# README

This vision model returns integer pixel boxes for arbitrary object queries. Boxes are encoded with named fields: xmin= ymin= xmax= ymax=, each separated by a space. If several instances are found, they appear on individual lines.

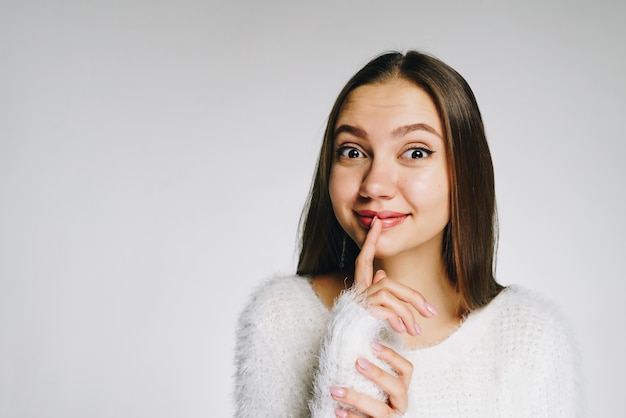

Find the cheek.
xmin=329 ymin=168 xmax=360 ymax=209
xmin=401 ymin=170 xmax=450 ymax=213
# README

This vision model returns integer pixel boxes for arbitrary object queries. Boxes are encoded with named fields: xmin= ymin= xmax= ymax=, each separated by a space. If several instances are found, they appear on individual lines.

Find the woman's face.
xmin=329 ymin=78 xmax=450 ymax=260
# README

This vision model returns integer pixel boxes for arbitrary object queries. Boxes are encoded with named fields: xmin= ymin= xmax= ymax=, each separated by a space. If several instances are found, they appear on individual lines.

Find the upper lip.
xmin=355 ymin=210 xmax=408 ymax=219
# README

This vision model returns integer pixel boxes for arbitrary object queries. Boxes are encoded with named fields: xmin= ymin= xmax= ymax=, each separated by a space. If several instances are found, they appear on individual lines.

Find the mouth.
xmin=355 ymin=210 xmax=409 ymax=230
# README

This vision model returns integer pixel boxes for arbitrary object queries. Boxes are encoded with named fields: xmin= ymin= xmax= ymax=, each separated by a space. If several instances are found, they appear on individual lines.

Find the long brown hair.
xmin=297 ymin=50 xmax=503 ymax=312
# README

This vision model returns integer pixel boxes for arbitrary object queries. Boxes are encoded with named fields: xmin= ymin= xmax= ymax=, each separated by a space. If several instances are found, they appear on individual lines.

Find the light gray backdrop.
xmin=1 ymin=0 xmax=624 ymax=416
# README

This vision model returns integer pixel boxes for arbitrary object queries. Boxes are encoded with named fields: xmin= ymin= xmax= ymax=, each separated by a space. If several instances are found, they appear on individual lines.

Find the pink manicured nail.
xmin=414 ymin=321 xmax=422 ymax=335
xmin=357 ymin=357 xmax=371 ymax=370
xmin=371 ymin=341 xmax=383 ymax=352
xmin=370 ymin=216 xmax=377 ymax=227
xmin=335 ymin=408 xmax=349 ymax=418
xmin=425 ymin=302 xmax=438 ymax=316
xmin=330 ymin=386 xmax=346 ymax=397
xmin=399 ymin=320 xmax=408 ymax=333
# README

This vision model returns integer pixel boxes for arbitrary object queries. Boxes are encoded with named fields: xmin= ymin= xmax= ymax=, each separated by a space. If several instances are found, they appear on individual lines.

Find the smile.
xmin=355 ymin=210 xmax=409 ymax=230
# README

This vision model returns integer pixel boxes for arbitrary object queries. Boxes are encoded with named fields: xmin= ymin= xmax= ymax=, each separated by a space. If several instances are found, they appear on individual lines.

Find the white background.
xmin=1 ymin=0 xmax=624 ymax=416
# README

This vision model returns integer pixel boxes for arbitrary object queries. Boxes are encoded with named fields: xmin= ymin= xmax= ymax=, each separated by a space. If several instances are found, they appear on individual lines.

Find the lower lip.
xmin=357 ymin=215 xmax=408 ymax=230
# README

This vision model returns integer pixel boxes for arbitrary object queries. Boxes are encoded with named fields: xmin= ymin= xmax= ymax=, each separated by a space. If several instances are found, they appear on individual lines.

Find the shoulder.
xmin=240 ymin=274 xmax=322 ymax=312
xmin=488 ymin=285 xmax=580 ymax=361
xmin=237 ymin=275 xmax=329 ymax=335
xmin=490 ymin=286 xmax=585 ymax=415
xmin=495 ymin=285 xmax=573 ymax=330
xmin=235 ymin=275 xmax=331 ymax=374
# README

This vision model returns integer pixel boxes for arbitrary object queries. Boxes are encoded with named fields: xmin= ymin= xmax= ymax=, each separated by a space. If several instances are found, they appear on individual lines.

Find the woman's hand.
xmin=330 ymin=342 xmax=413 ymax=417
xmin=354 ymin=217 xmax=438 ymax=337
xmin=330 ymin=217 xmax=438 ymax=416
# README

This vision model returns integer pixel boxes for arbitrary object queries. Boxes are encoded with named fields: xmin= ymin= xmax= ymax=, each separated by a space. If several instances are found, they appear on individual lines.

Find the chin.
xmin=372 ymin=242 xmax=405 ymax=259
xmin=374 ymin=248 xmax=404 ymax=259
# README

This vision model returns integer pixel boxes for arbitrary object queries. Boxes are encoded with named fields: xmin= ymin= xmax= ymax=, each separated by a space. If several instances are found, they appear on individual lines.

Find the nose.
xmin=359 ymin=157 xmax=396 ymax=200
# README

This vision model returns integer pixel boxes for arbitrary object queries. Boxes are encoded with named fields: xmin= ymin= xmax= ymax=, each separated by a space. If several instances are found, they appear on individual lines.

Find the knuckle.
xmin=409 ymin=288 xmax=423 ymax=302
xmin=405 ymin=361 xmax=414 ymax=375
xmin=379 ymin=289 xmax=393 ymax=300
xmin=344 ymin=389 xmax=361 ymax=405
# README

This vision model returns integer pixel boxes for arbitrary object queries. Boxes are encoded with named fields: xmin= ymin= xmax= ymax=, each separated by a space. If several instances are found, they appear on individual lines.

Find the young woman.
xmin=234 ymin=50 xmax=581 ymax=417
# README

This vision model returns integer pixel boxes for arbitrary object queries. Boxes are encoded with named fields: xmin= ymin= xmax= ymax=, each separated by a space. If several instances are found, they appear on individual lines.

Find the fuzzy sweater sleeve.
xmin=309 ymin=287 xmax=405 ymax=417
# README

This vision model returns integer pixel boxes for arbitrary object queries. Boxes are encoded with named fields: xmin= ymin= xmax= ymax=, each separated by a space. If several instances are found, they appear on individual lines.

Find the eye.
xmin=337 ymin=146 xmax=365 ymax=159
xmin=401 ymin=147 xmax=434 ymax=160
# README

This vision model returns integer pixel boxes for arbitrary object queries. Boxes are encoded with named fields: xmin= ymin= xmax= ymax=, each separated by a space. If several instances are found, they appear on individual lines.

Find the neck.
xmin=376 ymin=253 xmax=458 ymax=311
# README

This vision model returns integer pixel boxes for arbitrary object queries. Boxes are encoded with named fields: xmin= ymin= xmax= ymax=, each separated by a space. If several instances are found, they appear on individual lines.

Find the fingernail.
xmin=335 ymin=408 xmax=349 ymax=418
xmin=414 ymin=321 xmax=422 ymax=335
xmin=330 ymin=386 xmax=346 ymax=397
xmin=357 ymin=357 xmax=371 ymax=370
xmin=425 ymin=302 xmax=438 ymax=316
xmin=371 ymin=341 xmax=383 ymax=352
xmin=370 ymin=216 xmax=377 ymax=227
xmin=399 ymin=318 xmax=407 ymax=333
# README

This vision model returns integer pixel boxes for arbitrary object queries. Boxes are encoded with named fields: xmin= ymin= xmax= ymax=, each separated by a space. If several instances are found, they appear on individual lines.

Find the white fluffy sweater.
xmin=234 ymin=275 xmax=582 ymax=417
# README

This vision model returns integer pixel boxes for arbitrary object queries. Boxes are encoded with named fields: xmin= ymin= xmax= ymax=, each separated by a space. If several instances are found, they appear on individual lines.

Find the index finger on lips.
xmin=353 ymin=217 xmax=381 ymax=292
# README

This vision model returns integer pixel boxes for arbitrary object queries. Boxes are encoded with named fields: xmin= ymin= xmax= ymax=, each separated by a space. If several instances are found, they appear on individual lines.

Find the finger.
xmin=355 ymin=350 xmax=412 ymax=414
xmin=330 ymin=385 xmax=395 ymax=418
xmin=366 ymin=286 xmax=423 ymax=336
xmin=370 ymin=342 xmax=414 ymax=389
xmin=332 ymin=407 xmax=362 ymax=418
xmin=368 ymin=304 xmax=419 ymax=335
xmin=365 ymin=271 xmax=422 ymax=335
xmin=367 ymin=277 xmax=438 ymax=319
xmin=372 ymin=269 xmax=387 ymax=284
xmin=353 ymin=217 xmax=382 ymax=292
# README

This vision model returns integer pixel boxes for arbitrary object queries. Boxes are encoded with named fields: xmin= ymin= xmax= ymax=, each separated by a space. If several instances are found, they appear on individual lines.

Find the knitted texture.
xmin=233 ymin=276 xmax=583 ymax=417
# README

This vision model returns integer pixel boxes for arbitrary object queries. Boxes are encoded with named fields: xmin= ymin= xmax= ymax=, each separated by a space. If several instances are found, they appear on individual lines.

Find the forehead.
xmin=337 ymin=79 xmax=441 ymax=131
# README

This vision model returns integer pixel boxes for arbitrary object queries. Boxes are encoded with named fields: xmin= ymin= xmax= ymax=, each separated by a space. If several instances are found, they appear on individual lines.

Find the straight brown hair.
xmin=297 ymin=50 xmax=503 ymax=312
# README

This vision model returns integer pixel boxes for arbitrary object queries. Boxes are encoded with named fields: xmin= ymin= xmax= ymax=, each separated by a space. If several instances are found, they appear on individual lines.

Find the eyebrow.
xmin=392 ymin=123 xmax=442 ymax=138
xmin=334 ymin=123 xmax=442 ymax=140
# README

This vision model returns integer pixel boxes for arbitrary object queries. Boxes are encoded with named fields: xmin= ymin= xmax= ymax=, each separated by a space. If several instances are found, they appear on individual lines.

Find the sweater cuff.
xmin=309 ymin=287 xmax=404 ymax=417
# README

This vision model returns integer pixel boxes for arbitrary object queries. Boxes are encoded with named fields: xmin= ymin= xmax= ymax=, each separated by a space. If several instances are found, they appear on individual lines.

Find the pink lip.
xmin=355 ymin=210 xmax=409 ymax=230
